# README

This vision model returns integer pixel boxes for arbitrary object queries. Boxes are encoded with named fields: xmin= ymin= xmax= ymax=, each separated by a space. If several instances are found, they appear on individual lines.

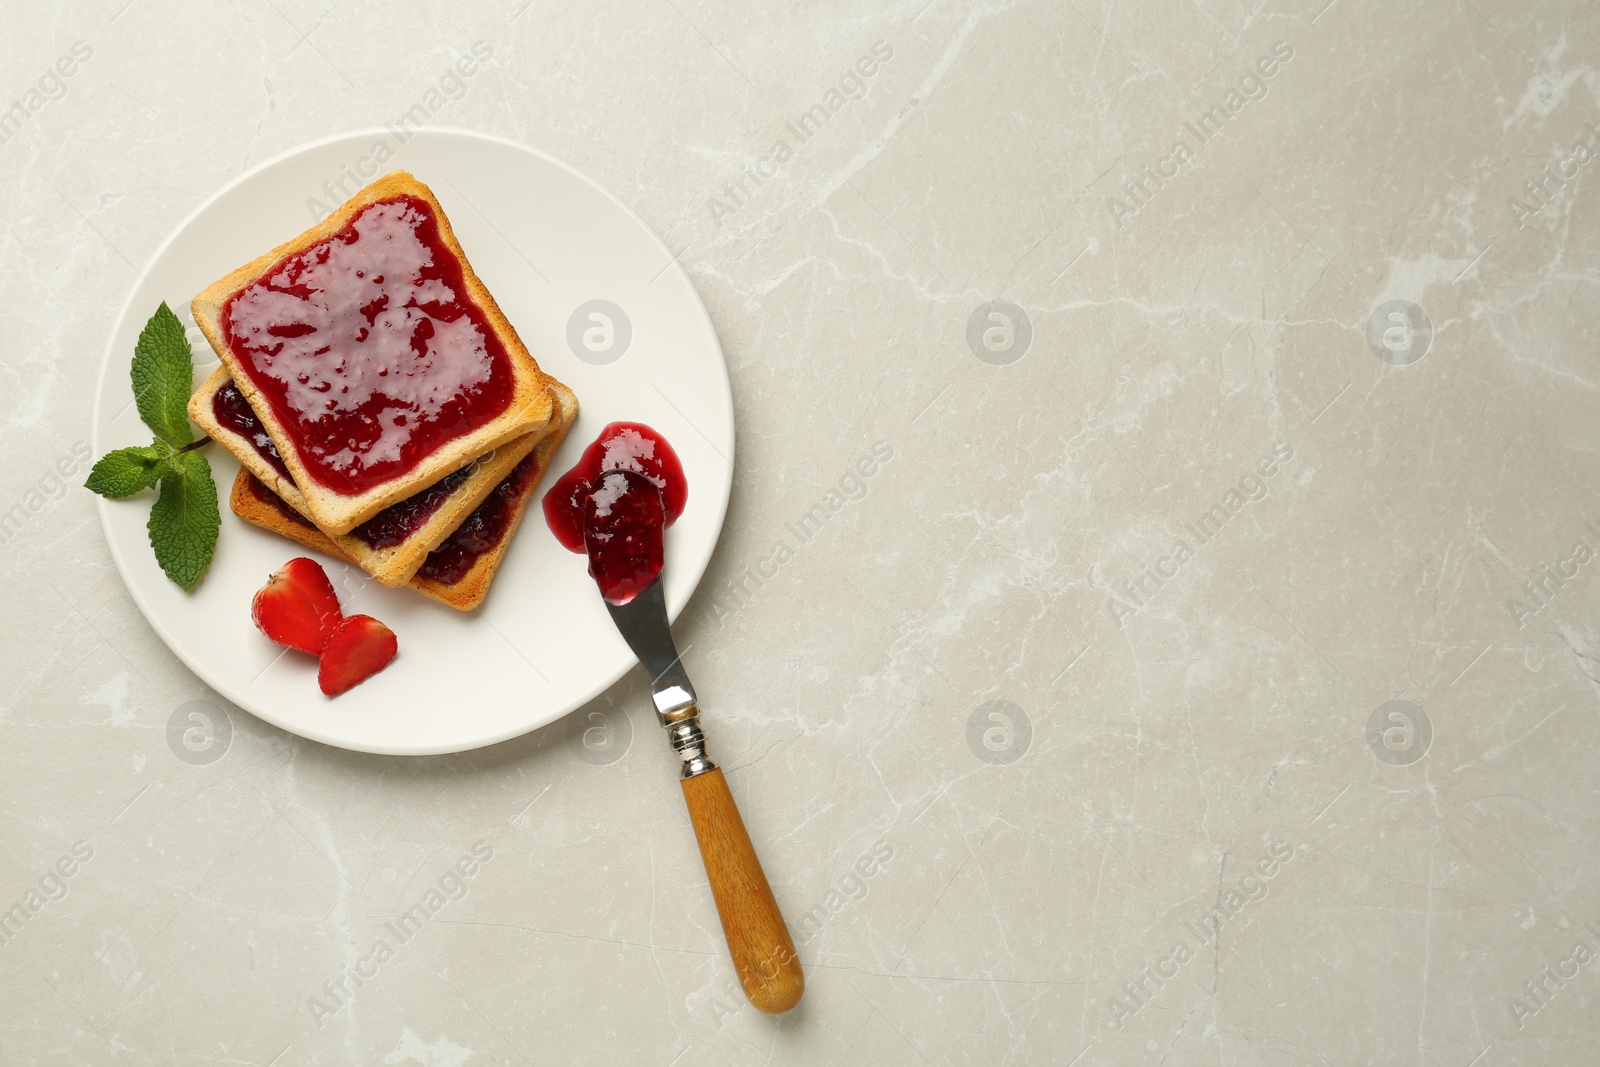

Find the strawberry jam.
xmin=213 ymin=382 xmax=289 ymax=479
xmin=418 ymin=453 xmax=543 ymax=586
xmin=581 ymin=469 xmax=666 ymax=605
xmin=220 ymin=194 xmax=516 ymax=496
xmin=348 ymin=465 xmax=468 ymax=551
xmin=543 ymin=423 xmax=686 ymax=553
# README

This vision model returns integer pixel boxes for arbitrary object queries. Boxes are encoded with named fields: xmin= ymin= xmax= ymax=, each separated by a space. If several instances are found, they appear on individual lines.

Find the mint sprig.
xmin=86 ymin=303 xmax=220 ymax=591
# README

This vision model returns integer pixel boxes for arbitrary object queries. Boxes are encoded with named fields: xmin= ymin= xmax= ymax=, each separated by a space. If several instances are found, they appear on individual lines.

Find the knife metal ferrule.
xmin=668 ymin=715 xmax=716 ymax=779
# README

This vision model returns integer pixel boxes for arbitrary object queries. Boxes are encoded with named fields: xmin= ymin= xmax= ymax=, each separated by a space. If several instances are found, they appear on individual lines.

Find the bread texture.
xmin=192 ymin=170 xmax=555 ymax=534
xmin=229 ymin=470 xmax=346 ymax=560
xmin=231 ymin=382 xmax=578 ymax=611
xmin=191 ymin=366 xmax=543 ymax=587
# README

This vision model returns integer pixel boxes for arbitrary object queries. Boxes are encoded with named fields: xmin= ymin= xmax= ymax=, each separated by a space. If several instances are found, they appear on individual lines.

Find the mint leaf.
xmin=147 ymin=450 xmax=220 ymax=591
xmin=85 ymin=444 xmax=171 ymax=498
xmin=130 ymin=302 xmax=195 ymax=447
xmin=93 ymin=304 xmax=221 ymax=590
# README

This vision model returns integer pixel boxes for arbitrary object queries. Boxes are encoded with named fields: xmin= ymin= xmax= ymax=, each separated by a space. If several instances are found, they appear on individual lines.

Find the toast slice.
xmin=192 ymin=170 xmax=555 ymax=534
xmin=190 ymin=366 xmax=542 ymax=587
xmin=231 ymin=382 xmax=579 ymax=611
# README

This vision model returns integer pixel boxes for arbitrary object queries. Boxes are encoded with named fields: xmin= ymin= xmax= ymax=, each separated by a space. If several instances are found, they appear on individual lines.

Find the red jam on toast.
xmin=220 ymin=195 xmax=517 ymax=494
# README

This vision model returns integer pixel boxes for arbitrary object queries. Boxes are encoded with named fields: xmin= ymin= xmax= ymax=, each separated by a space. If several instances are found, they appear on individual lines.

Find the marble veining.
xmin=1 ymin=1 xmax=1597 ymax=1064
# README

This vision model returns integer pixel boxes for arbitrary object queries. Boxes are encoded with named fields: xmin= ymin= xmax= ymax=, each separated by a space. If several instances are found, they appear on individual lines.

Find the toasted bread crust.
xmin=228 ymin=470 xmax=348 ymax=560
xmin=231 ymin=382 xmax=579 ymax=611
xmin=192 ymin=170 xmax=554 ymax=534
xmin=192 ymin=366 xmax=546 ymax=587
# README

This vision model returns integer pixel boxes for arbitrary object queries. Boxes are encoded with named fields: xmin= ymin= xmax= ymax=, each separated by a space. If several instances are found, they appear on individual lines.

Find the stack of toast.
xmin=187 ymin=171 xmax=577 ymax=610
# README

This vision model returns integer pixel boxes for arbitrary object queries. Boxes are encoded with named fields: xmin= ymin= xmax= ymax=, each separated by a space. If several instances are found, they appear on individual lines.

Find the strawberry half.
xmin=318 ymin=615 xmax=398 ymax=697
xmin=251 ymin=557 xmax=343 ymax=654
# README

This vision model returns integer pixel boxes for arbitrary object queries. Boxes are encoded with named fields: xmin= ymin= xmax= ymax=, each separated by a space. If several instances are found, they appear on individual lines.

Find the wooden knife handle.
xmin=680 ymin=767 xmax=804 ymax=1013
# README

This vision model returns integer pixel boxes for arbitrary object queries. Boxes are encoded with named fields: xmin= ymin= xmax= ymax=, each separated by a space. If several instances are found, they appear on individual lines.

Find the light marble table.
xmin=3 ymin=2 xmax=1597 ymax=1064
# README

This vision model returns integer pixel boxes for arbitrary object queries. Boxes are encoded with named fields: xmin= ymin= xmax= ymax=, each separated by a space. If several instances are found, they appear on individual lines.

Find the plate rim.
xmin=90 ymin=125 xmax=734 ymax=756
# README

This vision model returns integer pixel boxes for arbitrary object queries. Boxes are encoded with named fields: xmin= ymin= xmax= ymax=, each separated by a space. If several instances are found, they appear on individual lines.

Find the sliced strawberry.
xmin=252 ymin=557 xmax=343 ymax=654
xmin=318 ymin=615 xmax=398 ymax=697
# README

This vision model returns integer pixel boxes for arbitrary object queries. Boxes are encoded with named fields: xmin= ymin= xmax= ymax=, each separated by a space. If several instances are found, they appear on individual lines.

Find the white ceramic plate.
xmin=92 ymin=128 xmax=734 ymax=755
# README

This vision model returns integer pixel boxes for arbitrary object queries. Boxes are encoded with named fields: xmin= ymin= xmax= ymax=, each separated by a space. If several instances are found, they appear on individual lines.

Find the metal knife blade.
xmin=603 ymin=576 xmax=697 ymax=723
